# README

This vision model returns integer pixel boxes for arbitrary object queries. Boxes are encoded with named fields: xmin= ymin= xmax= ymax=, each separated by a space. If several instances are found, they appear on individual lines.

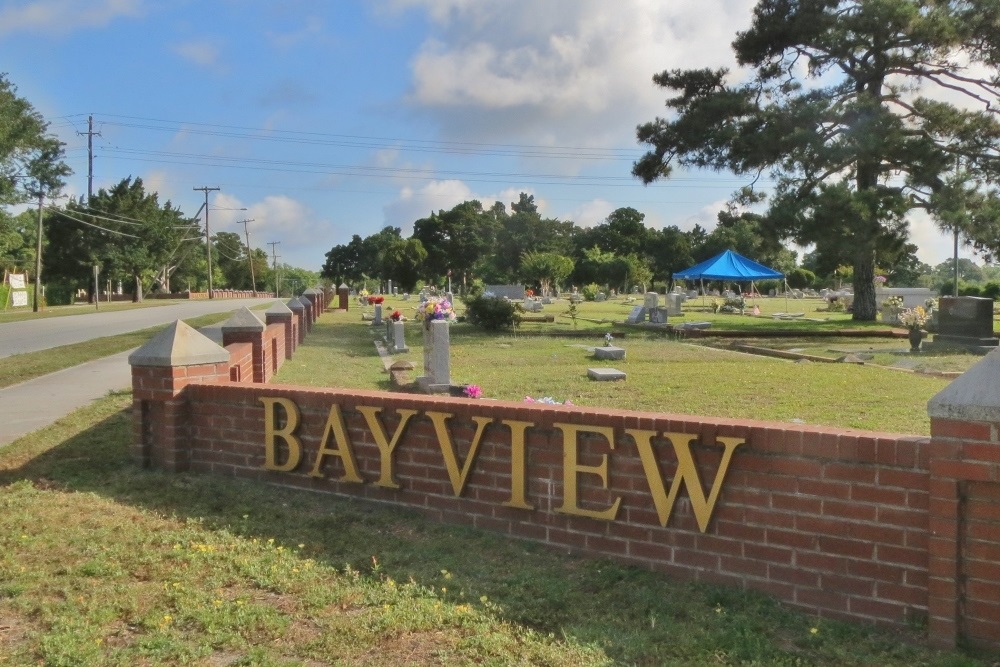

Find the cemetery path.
xmin=0 ymin=297 xmax=277 ymax=358
xmin=0 ymin=311 xmax=231 ymax=449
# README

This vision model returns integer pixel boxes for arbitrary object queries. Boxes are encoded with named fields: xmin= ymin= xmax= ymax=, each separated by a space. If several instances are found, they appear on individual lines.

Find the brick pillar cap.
xmin=303 ymin=288 xmax=319 ymax=295
xmin=265 ymin=301 xmax=293 ymax=315
xmin=929 ymin=346 xmax=1000 ymax=421
xmin=286 ymin=297 xmax=305 ymax=312
xmin=220 ymin=307 xmax=265 ymax=333
xmin=128 ymin=320 xmax=230 ymax=367
xmin=339 ymin=283 xmax=348 ymax=290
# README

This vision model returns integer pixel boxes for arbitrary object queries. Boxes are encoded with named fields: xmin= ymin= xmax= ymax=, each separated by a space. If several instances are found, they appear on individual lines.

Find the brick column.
xmin=287 ymin=298 xmax=306 ymax=344
xmin=927 ymin=349 xmax=1000 ymax=651
xmin=221 ymin=307 xmax=267 ymax=383
xmin=128 ymin=320 xmax=230 ymax=472
xmin=297 ymin=296 xmax=314 ymax=332
xmin=338 ymin=283 xmax=349 ymax=311
xmin=265 ymin=301 xmax=295 ymax=359
xmin=303 ymin=289 xmax=320 ymax=323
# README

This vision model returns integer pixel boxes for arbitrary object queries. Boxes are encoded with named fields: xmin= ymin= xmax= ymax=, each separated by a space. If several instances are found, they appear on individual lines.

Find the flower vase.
xmin=907 ymin=327 xmax=922 ymax=352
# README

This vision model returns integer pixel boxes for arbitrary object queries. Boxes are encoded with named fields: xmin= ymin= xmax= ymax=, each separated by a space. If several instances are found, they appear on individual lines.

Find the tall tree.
xmin=634 ymin=0 xmax=1000 ymax=320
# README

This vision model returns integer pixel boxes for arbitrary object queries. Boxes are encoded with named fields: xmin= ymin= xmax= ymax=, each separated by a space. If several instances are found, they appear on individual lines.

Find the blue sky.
xmin=0 ymin=0 xmax=972 ymax=271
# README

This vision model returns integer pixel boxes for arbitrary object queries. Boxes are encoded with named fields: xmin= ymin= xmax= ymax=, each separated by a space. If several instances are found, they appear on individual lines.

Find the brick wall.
xmin=178 ymin=384 xmax=933 ymax=630
xmin=129 ymin=314 xmax=1000 ymax=651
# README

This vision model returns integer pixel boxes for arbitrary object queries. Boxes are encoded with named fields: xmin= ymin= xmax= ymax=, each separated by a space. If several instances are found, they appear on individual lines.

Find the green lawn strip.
xmin=0 ymin=394 xmax=989 ymax=666
xmin=0 ymin=309 xmax=262 ymax=390
xmin=278 ymin=318 xmax=948 ymax=435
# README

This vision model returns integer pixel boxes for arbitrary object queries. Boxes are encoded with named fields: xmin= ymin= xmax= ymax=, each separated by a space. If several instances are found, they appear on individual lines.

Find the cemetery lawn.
xmin=277 ymin=308 xmax=954 ymax=435
xmin=0 ymin=393 xmax=993 ymax=666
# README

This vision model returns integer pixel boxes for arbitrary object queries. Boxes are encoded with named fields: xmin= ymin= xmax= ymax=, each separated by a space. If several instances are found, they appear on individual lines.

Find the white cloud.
xmin=565 ymin=199 xmax=614 ymax=228
xmin=398 ymin=0 xmax=757 ymax=150
xmin=0 ymin=0 xmax=143 ymax=36
xmin=172 ymin=39 xmax=224 ymax=69
xmin=382 ymin=180 xmax=550 ymax=234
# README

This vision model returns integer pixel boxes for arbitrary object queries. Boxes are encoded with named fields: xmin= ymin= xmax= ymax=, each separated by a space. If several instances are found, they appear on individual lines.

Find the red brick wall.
xmin=225 ymin=342 xmax=253 ymax=384
xmin=179 ymin=383 xmax=933 ymax=631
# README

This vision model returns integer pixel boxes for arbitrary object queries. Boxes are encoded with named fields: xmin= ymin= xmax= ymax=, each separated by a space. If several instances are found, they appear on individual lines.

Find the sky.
xmin=0 ymin=0 xmax=979 ymax=272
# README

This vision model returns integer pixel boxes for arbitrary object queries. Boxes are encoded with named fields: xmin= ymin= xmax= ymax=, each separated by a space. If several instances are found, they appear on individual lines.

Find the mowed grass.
xmin=0 ymin=393 xmax=992 ymax=665
xmin=277 ymin=309 xmax=950 ymax=435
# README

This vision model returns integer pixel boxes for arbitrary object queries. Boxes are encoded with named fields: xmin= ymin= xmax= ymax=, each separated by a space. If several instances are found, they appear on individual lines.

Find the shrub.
xmin=959 ymin=284 xmax=982 ymax=297
xmin=981 ymin=282 xmax=1000 ymax=300
xmin=581 ymin=283 xmax=600 ymax=301
xmin=463 ymin=295 xmax=521 ymax=330
xmin=787 ymin=268 xmax=815 ymax=289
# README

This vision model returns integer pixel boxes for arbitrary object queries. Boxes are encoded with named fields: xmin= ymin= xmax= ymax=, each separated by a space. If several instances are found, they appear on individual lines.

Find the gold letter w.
xmin=627 ymin=430 xmax=743 ymax=532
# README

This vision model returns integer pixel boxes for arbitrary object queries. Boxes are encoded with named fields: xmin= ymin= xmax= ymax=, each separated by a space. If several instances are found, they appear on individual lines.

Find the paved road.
xmin=0 ymin=297 xmax=279 ymax=358
xmin=0 ymin=299 xmax=273 ymax=447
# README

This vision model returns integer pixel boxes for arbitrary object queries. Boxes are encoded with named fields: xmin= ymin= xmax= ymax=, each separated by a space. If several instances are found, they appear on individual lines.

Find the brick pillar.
xmin=338 ymin=283 xmax=349 ymax=311
xmin=303 ymin=289 xmax=320 ymax=323
xmin=221 ymin=307 xmax=267 ymax=383
xmin=265 ymin=301 xmax=295 ymax=359
xmin=287 ymin=298 xmax=306 ymax=344
xmin=128 ymin=320 xmax=230 ymax=472
xmin=298 ymin=296 xmax=314 ymax=332
xmin=927 ymin=349 xmax=1000 ymax=651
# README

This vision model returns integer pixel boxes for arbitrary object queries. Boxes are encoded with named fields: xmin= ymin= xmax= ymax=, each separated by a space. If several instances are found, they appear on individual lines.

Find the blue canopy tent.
xmin=674 ymin=249 xmax=785 ymax=309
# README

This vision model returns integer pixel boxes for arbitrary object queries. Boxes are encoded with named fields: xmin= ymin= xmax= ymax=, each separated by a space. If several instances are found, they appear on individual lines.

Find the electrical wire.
xmin=47 ymin=207 xmax=141 ymax=238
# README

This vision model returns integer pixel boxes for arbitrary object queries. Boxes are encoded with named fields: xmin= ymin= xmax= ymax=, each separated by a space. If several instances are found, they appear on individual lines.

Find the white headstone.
xmin=666 ymin=293 xmax=683 ymax=316
xmin=644 ymin=292 xmax=659 ymax=310
xmin=392 ymin=320 xmax=409 ymax=353
xmin=373 ymin=303 xmax=383 ymax=325
xmin=417 ymin=319 xmax=451 ymax=392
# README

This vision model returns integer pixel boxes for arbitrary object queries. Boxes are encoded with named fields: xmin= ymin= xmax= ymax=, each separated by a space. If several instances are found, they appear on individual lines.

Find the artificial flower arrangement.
xmin=882 ymin=295 xmax=904 ymax=309
xmin=422 ymin=298 xmax=456 ymax=324
xmin=924 ymin=297 xmax=938 ymax=313
xmin=463 ymin=385 xmax=482 ymax=399
xmin=367 ymin=295 xmax=385 ymax=305
xmin=389 ymin=309 xmax=402 ymax=322
xmin=874 ymin=275 xmax=887 ymax=285
xmin=604 ymin=332 xmax=614 ymax=346
xmin=525 ymin=396 xmax=573 ymax=406
xmin=899 ymin=306 xmax=928 ymax=330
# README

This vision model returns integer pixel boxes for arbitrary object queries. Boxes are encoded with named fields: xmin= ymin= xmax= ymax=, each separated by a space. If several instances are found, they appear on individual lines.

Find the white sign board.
xmin=8 ymin=274 xmax=25 ymax=289
xmin=11 ymin=291 xmax=28 ymax=307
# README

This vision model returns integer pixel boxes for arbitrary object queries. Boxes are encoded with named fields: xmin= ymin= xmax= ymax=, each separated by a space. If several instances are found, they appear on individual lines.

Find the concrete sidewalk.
xmin=0 ymin=350 xmax=135 ymax=448
xmin=0 ymin=325 xmax=226 ymax=448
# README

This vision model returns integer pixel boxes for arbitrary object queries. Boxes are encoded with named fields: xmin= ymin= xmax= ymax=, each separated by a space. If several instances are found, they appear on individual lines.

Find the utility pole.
xmin=33 ymin=193 xmax=43 ymax=312
xmin=268 ymin=241 xmax=281 ymax=297
xmin=236 ymin=218 xmax=257 ymax=294
xmin=193 ymin=186 xmax=221 ymax=298
xmin=77 ymin=115 xmax=101 ymax=202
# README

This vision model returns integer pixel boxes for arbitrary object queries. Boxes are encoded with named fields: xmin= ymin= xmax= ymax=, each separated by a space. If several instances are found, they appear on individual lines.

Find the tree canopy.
xmin=634 ymin=0 xmax=1000 ymax=320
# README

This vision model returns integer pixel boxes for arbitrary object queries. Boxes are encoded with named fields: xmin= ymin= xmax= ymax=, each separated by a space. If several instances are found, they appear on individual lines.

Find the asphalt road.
xmin=0 ymin=297 xmax=280 ymax=358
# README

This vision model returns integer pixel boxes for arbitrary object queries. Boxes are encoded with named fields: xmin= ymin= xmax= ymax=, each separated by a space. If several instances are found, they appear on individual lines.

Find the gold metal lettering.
xmin=356 ymin=406 xmax=418 ymax=488
xmin=260 ymin=397 xmax=301 ymax=472
xmin=554 ymin=423 xmax=621 ymax=521
xmin=309 ymin=404 xmax=363 ymax=483
xmin=425 ymin=411 xmax=492 ymax=496
xmin=501 ymin=420 xmax=534 ymax=509
xmin=628 ymin=430 xmax=743 ymax=532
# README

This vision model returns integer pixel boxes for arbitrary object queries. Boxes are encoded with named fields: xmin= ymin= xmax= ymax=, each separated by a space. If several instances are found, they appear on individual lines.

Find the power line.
xmin=47 ymin=207 xmax=141 ymax=238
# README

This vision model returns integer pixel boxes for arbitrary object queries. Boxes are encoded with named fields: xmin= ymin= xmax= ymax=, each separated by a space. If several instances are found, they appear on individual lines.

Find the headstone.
xmin=665 ymin=293 xmax=683 ymax=316
xmin=649 ymin=306 xmax=668 ymax=324
xmin=595 ymin=292 xmax=606 ymax=302
xmin=625 ymin=306 xmax=645 ymax=324
xmin=402 ymin=293 xmax=410 ymax=301
xmin=392 ymin=320 xmax=409 ymax=353
xmin=387 ymin=280 xmax=393 ymax=294
xmin=393 ymin=287 xmax=398 ymax=295
xmin=338 ymin=283 xmax=349 ymax=310
xmin=932 ymin=296 xmax=998 ymax=352
xmin=417 ymin=319 xmax=451 ymax=392
xmin=688 ymin=290 xmax=698 ymax=299
xmin=594 ymin=346 xmax=625 ymax=361
xmin=875 ymin=287 xmax=933 ymax=310
xmin=644 ymin=292 xmax=659 ymax=310
xmin=373 ymin=303 xmax=383 ymax=326
xmin=541 ymin=296 xmax=552 ymax=305
xmin=587 ymin=367 xmax=626 ymax=381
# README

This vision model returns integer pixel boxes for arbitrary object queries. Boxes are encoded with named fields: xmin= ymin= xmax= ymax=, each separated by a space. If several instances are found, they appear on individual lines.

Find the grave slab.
xmin=594 ymin=346 xmax=626 ymax=361
xmin=588 ymin=367 xmax=626 ymax=381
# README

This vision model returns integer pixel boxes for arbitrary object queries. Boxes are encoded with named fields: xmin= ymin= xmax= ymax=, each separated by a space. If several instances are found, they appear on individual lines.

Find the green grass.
xmin=0 ymin=393 xmax=993 ymax=665
xmin=277 ymin=311 xmax=951 ymax=435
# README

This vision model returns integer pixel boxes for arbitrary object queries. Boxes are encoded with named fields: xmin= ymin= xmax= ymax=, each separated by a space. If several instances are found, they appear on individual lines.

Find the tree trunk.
xmin=852 ymin=249 xmax=877 ymax=321
xmin=133 ymin=274 xmax=144 ymax=302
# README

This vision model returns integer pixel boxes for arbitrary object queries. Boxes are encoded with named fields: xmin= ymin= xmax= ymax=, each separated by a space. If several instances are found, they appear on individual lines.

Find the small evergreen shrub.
xmin=464 ymin=295 xmax=521 ymax=330
xmin=581 ymin=283 xmax=600 ymax=301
